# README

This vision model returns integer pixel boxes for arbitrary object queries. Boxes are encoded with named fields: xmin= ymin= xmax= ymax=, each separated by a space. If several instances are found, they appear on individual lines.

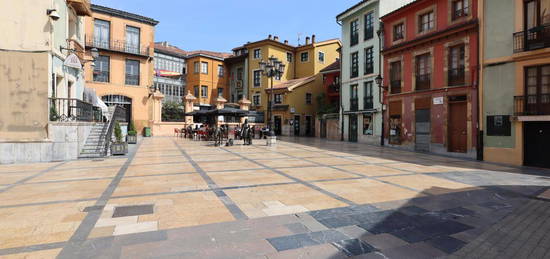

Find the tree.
xmin=162 ymin=101 xmax=185 ymax=122
xmin=316 ymin=93 xmax=338 ymax=116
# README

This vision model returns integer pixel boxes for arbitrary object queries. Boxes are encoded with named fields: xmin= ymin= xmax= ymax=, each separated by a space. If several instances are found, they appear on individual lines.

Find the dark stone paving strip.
xmin=24 ymin=176 xmax=115 ymax=185
xmin=57 ymin=141 xmax=143 ymax=259
xmin=0 ymin=197 xmax=99 ymax=209
xmin=0 ymin=162 xmax=67 ymax=193
xmin=0 ymin=241 xmax=66 ymax=256
xmin=220 ymin=146 xmax=357 ymax=206
xmin=172 ymin=139 xmax=248 ymax=220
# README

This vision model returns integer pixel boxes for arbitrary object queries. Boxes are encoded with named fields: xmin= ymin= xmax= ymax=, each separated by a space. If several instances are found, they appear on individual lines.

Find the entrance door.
xmin=294 ymin=115 xmax=300 ymax=136
xmin=320 ymin=119 xmax=327 ymax=138
xmin=415 ymin=109 xmax=431 ymax=152
xmin=525 ymin=122 xmax=550 ymax=168
xmin=274 ymin=116 xmax=282 ymax=136
xmin=349 ymin=114 xmax=358 ymax=142
xmin=305 ymin=116 xmax=312 ymax=136
xmin=448 ymin=101 xmax=467 ymax=153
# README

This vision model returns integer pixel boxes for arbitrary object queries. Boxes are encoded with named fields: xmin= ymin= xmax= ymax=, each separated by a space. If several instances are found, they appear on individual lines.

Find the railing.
xmin=85 ymin=36 xmax=150 ymax=56
xmin=452 ymin=8 xmax=469 ymax=21
xmin=364 ymin=27 xmax=374 ymax=40
xmin=329 ymin=83 xmax=340 ymax=93
xmin=515 ymin=94 xmax=550 ymax=116
xmin=364 ymin=96 xmax=373 ymax=110
xmin=365 ymin=64 xmax=374 ymax=75
xmin=390 ymin=80 xmax=402 ymax=94
xmin=350 ymin=98 xmax=358 ymax=111
xmin=415 ymin=74 xmax=431 ymax=91
xmin=104 ymin=105 xmax=127 ymax=156
xmin=125 ymin=74 xmax=140 ymax=85
xmin=93 ymin=71 xmax=109 ymax=83
xmin=513 ymin=24 xmax=550 ymax=53
xmin=49 ymin=98 xmax=100 ymax=122
xmin=449 ymin=68 xmax=465 ymax=86
xmin=351 ymin=33 xmax=359 ymax=46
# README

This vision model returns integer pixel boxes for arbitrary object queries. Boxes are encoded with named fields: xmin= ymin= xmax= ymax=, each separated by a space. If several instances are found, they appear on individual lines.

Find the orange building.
xmin=84 ymin=4 xmax=159 ymax=133
xmin=185 ymin=51 xmax=232 ymax=109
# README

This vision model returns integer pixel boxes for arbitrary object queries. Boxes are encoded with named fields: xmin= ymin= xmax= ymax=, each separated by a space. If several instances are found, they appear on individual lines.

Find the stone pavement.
xmin=0 ymin=137 xmax=549 ymax=258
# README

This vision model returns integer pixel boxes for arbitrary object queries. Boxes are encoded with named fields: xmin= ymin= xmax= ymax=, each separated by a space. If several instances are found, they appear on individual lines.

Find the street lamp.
xmin=259 ymin=56 xmax=285 ymax=137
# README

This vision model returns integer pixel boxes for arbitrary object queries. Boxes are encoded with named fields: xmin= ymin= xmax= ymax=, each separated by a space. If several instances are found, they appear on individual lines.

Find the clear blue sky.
xmin=92 ymin=0 xmax=411 ymax=53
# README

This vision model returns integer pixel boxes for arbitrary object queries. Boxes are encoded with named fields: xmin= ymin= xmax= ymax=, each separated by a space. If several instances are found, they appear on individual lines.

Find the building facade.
xmin=244 ymin=35 xmax=341 ymax=136
xmin=381 ymin=0 xmax=479 ymax=158
xmin=480 ymin=0 xmax=550 ymax=168
xmin=337 ymin=0 xmax=383 ymax=145
xmin=185 ymin=51 xmax=231 ymax=109
xmin=0 ymin=0 xmax=95 ymax=163
xmin=154 ymin=42 xmax=187 ymax=103
xmin=225 ymin=46 xmax=249 ymax=103
xmin=84 ymin=4 xmax=159 ymax=133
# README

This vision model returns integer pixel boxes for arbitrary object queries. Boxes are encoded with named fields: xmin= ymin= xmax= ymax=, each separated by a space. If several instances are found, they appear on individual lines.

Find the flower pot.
xmin=127 ymin=135 xmax=137 ymax=144
xmin=111 ymin=142 xmax=128 ymax=155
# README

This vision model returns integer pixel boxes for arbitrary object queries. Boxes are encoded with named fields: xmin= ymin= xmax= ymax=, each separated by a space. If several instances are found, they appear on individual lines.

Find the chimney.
xmin=268 ymin=34 xmax=272 ymax=40
xmin=312 ymin=34 xmax=316 ymax=44
xmin=274 ymin=36 xmax=279 ymax=41
xmin=305 ymin=36 xmax=310 ymax=45
xmin=284 ymin=40 xmax=289 ymax=44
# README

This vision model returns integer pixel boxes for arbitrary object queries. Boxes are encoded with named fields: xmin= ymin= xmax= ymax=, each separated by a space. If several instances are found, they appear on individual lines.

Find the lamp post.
xmin=376 ymin=26 xmax=385 ymax=146
xmin=258 ymin=56 xmax=286 ymax=138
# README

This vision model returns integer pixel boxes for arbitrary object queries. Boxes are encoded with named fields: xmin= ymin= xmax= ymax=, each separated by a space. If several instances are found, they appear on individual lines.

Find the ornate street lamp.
xmin=259 ymin=56 xmax=286 ymax=138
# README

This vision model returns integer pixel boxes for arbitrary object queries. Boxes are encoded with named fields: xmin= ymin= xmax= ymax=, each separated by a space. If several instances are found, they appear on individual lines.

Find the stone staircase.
xmin=79 ymin=122 xmax=109 ymax=158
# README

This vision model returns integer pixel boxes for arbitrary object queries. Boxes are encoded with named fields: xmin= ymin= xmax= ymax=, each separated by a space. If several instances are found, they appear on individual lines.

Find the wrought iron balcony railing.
xmin=49 ymin=98 xmax=102 ymax=122
xmin=364 ymin=96 xmax=373 ymax=110
xmin=390 ymin=80 xmax=402 ymax=94
xmin=93 ymin=71 xmax=109 ymax=83
xmin=350 ymin=98 xmax=359 ymax=112
xmin=449 ymin=67 xmax=465 ymax=86
xmin=125 ymin=75 xmax=140 ymax=86
xmin=415 ymin=73 xmax=431 ymax=91
xmin=85 ymin=36 xmax=150 ymax=56
xmin=513 ymin=24 xmax=550 ymax=53
xmin=514 ymin=94 xmax=550 ymax=116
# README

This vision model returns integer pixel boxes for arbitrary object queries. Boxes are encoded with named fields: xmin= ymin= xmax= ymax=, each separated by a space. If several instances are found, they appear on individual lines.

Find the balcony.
xmin=125 ymin=75 xmax=140 ymax=85
xmin=93 ymin=71 xmax=109 ymax=83
xmin=328 ymin=83 xmax=340 ymax=94
xmin=85 ymin=36 xmax=150 ymax=57
xmin=49 ymin=98 xmax=102 ymax=122
xmin=364 ymin=96 xmax=373 ymax=110
xmin=448 ymin=68 xmax=465 ymax=86
xmin=67 ymin=0 xmax=92 ymax=16
xmin=513 ymin=24 xmax=550 ymax=53
xmin=415 ymin=74 xmax=431 ymax=91
xmin=390 ymin=80 xmax=402 ymax=94
xmin=350 ymin=98 xmax=358 ymax=112
xmin=514 ymin=95 xmax=550 ymax=116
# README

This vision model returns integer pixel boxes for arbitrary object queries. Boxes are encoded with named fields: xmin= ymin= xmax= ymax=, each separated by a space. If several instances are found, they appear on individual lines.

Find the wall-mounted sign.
xmin=64 ymin=54 xmax=82 ymax=69
xmin=290 ymin=107 xmax=296 ymax=113
xmin=433 ymin=97 xmax=444 ymax=105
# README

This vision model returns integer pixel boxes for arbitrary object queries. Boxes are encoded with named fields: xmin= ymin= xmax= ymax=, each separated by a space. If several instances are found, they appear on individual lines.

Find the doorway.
xmin=349 ymin=114 xmax=358 ymax=142
xmin=415 ymin=109 xmax=431 ymax=152
xmin=448 ymin=99 xmax=467 ymax=153
xmin=305 ymin=116 xmax=312 ymax=136
xmin=294 ymin=115 xmax=300 ymax=136
xmin=320 ymin=119 xmax=327 ymax=138
xmin=274 ymin=116 xmax=282 ymax=136
xmin=524 ymin=122 xmax=550 ymax=168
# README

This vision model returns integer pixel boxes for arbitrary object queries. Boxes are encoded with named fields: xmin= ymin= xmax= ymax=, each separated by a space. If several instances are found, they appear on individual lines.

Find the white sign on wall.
xmin=433 ymin=97 xmax=444 ymax=105
xmin=64 ymin=54 xmax=82 ymax=69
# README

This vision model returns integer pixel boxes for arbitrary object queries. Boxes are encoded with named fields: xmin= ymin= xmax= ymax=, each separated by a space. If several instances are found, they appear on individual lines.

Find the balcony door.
xmin=126 ymin=26 xmax=140 ymax=54
xmin=525 ymin=65 xmax=550 ymax=115
xmin=524 ymin=0 xmax=550 ymax=49
xmin=93 ymin=19 xmax=110 ymax=49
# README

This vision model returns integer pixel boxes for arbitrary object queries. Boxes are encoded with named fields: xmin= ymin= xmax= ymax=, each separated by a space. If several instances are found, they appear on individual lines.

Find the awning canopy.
xmin=185 ymin=107 xmax=249 ymax=117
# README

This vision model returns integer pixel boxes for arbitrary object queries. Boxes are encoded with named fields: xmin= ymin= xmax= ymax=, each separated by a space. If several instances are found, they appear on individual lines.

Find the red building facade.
xmin=381 ymin=0 xmax=479 ymax=158
xmin=320 ymin=60 xmax=341 ymax=107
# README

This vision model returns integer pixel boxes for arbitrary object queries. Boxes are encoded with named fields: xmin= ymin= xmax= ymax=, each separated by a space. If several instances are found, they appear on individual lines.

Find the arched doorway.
xmin=102 ymin=95 xmax=132 ymax=122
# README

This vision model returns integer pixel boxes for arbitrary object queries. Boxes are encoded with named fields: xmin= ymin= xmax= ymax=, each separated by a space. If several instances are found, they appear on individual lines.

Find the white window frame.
xmin=300 ymin=51 xmax=309 ymax=62
xmin=200 ymin=62 xmax=208 ymax=74
xmin=253 ymin=70 xmax=262 ymax=87
xmin=253 ymin=48 xmax=262 ymax=59
xmin=318 ymin=51 xmax=325 ymax=63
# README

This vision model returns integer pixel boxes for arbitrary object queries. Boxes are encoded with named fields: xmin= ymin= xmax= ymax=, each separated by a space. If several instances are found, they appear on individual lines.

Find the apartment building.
xmin=154 ymin=42 xmax=187 ymax=103
xmin=84 ymin=4 xmax=159 ymax=133
xmin=185 ymin=51 xmax=231 ymax=109
xmin=225 ymin=46 xmax=249 ymax=103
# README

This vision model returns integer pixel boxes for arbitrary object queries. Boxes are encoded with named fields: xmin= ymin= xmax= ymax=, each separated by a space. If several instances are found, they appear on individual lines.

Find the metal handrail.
xmin=515 ymin=94 xmax=550 ymax=116
xmin=513 ymin=24 xmax=550 ymax=52
xmin=49 ymin=98 xmax=99 ymax=122
xmin=449 ymin=67 xmax=465 ymax=86
xmin=103 ymin=105 xmax=127 ymax=156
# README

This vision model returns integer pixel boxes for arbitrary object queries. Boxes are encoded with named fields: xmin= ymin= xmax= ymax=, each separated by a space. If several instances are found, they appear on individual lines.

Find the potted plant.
xmin=111 ymin=121 xmax=128 ymax=155
xmin=127 ymin=121 xmax=137 ymax=144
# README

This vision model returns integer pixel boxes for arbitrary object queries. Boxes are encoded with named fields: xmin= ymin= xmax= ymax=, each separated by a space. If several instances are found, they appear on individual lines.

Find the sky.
xmin=92 ymin=0 xmax=413 ymax=53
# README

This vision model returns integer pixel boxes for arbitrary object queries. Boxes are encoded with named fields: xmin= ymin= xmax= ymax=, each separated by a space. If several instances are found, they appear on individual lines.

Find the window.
xmin=350 ymin=52 xmax=359 ymax=78
xmin=364 ymin=81 xmax=373 ymax=110
xmin=200 ymin=62 xmax=208 ymax=74
xmin=274 ymin=94 xmax=282 ymax=104
xmin=125 ymin=59 xmax=140 ymax=85
xmin=193 ymin=86 xmax=199 ymax=97
xmin=364 ymin=47 xmax=374 ymax=75
xmin=452 ymin=0 xmax=470 ymax=20
xmin=253 ymin=94 xmax=260 ymax=106
xmin=253 ymin=49 xmax=261 ymax=59
xmin=125 ymin=26 xmax=140 ymax=54
xmin=487 ymin=115 xmax=512 ymax=136
xmin=390 ymin=61 xmax=402 ymax=94
xmin=306 ymin=93 xmax=312 ymax=104
xmin=449 ymin=44 xmax=465 ymax=86
xmin=237 ymin=67 xmax=243 ymax=81
xmin=364 ymin=12 xmax=374 ymax=40
xmin=194 ymin=62 xmax=199 ymax=73
xmin=393 ymin=23 xmax=404 ymax=41
xmin=218 ymin=88 xmax=224 ymax=97
xmin=253 ymin=70 xmax=261 ymax=87
xmin=93 ymin=55 xmax=110 ymax=82
xmin=415 ymin=53 xmax=431 ymax=90
xmin=350 ymin=84 xmax=358 ymax=111
xmin=318 ymin=52 xmax=325 ymax=63
xmin=524 ymin=65 xmax=550 ymax=115
xmin=287 ymin=52 xmax=293 ymax=62
xmin=201 ymin=86 xmax=208 ymax=98
xmin=218 ymin=65 xmax=224 ymax=77
xmin=418 ymin=11 xmax=435 ymax=33
xmin=301 ymin=52 xmax=309 ymax=62
xmin=363 ymin=114 xmax=373 ymax=135
xmin=93 ymin=19 xmax=110 ymax=49
xmin=350 ymin=19 xmax=359 ymax=46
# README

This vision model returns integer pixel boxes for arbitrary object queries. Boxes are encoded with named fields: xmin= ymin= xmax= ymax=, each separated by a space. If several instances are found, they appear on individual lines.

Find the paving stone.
xmin=332 ymin=238 xmax=377 ymax=256
xmin=266 ymin=230 xmax=348 ymax=252
xmin=264 ymin=243 xmax=345 ymax=259
xmin=391 ymin=227 xmax=431 ymax=243
xmin=336 ymin=225 xmax=371 ymax=239
xmin=317 ymin=215 xmax=359 ymax=229
xmin=284 ymin=223 xmax=309 ymax=234
xmin=377 ymin=242 xmax=447 ymax=259
xmin=361 ymin=233 xmax=409 ymax=250
xmin=427 ymin=236 xmax=467 ymax=254
xmin=397 ymin=206 xmax=429 ymax=216
xmin=113 ymin=221 xmax=158 ymax=236
xmin=112 ymin=204 xmax=154 ymax=218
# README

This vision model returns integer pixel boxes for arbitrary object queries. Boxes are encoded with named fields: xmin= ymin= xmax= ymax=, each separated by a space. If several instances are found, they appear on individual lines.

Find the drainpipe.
xmin=476 ymin=3 xmax=484 ymax=161
xmin=378 ymin=20 xmax=385 ymax=147
xmin=336 ymin=18 xmax=344 ymax=141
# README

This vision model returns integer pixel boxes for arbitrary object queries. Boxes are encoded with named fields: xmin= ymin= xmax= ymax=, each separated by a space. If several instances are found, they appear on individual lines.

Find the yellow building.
xmin=84 ymin=4 xmax=159 ymax=133
xmin=244 ymin=35 xmax=341 ymax=136
xmin=185 ymin=51 xmax=231 ymax=108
